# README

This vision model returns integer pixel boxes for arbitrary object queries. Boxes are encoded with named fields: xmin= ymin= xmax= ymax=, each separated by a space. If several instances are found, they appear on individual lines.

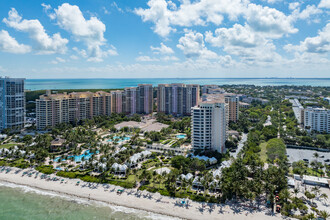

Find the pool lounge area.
xmin=176 ymin=134 xmax=187 ymax=139
xmin=54 ymin=150 xmax=99 ymax=163
xmin=106 ymin=136 xmax=131 ymax=143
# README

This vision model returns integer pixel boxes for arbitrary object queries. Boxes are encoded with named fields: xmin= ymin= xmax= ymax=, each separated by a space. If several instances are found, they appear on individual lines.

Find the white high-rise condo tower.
xmin=191 ymin=99 xmax=227 ymax=153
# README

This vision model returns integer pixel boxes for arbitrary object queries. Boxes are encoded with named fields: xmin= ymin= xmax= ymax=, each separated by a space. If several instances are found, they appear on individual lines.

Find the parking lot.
xmin=286 ymin=148 xmax=330 ymax=164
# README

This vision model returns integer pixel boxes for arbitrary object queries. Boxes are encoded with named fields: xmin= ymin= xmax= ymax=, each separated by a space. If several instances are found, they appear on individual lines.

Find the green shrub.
xmin=0 ymin=160 xmax=8 ymax=166
xmin=80 ymin=175 xmax=100 ymax=183
xmin=36 ymin=165 xmax=55 ymax=174
xmin=57 ymin=171 xmax=77 ymax=179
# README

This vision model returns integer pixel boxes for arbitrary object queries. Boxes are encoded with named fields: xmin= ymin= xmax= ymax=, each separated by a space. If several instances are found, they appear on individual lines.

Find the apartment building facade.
xmin=191 ymin=101 xmax=227 ymax=153
xmin=304 ymin=107 xmax=330 ymax=133
xmin=224 ymin=94 xmax=239 ymax=122
xmin=124 ymin=87 xmax=137 ymax=114
xmin=0 ymin=77 xmax=25 ymax=131
xmin=36 ymin=91 xmax=111 ymax=130
xmin=202 ymin=93 xmax=239 ymax=123
xmin=111 ymin=90 xmax=124 ymax=114
xmin=157 ymin=83 xmax=200 ymax=116
xmin=137 ymin=84 xmax=153 ymax=114
xmin=123 ymin=84 xmax=153 ymax=115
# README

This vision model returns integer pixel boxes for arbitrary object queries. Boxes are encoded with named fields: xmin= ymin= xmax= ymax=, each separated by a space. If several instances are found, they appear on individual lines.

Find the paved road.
xmin=263 ymin=115 xmax=272 ymax=127
xmin=230 ymin=133 xmax=247 ymax=158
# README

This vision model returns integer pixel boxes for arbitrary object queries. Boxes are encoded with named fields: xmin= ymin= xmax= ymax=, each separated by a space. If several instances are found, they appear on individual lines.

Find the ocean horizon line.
xmin=25 ymin=77 xmax=330 ymax=80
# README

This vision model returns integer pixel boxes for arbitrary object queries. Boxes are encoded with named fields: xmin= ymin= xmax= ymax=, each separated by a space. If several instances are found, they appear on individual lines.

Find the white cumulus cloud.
xmin=0 ymin=30 xmax=31 ymax=54
xmin=319 ymin=0 xmax=330 ymax=8
xmin=177 ymin=30 xmax=218 ymax=59
xmin=151 ymin=43 xmax=174 ymax=54
xmin=135 ymin=0 xmax=297 ymax=38
xmin=135 ymin=0 xmax=247 ymax=37
xmin=161 ymin=55 xmax=179 ymax=61
xmin=284 ymin=23 xmax=330 ymax=54
xmin=3 ymin=8 xmax=68 ymax=54
xmin=136 ymin=55 xmax=160 ymax=62
xmin=51 ymin=57 xmax=66 ymax=64
xmin=205 ymin=24 xmax=281 ymax=63
xmin=245 ymin=4 xmax=298 ymax=38
xmin=52 ymin=3 xmax=117 ymax=62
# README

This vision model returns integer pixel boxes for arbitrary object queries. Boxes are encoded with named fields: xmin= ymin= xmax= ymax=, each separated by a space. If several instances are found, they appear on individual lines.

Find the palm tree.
xmin=320 ymin=193 xmax=328 ymax=202
xmin=306 ymin=213 xmax=316 ymax=220
xmin=319 ymin=210 xmax=330 ymax=220
xmin=311 ymin=186 xmax=320 ymax=197
xmin=313 ymin=152 xmax=319 ymax=161
xmin=279 ymin=189 xmax=291 ymax=203
xmin=293 ymin=188 xmax=299 ymax=196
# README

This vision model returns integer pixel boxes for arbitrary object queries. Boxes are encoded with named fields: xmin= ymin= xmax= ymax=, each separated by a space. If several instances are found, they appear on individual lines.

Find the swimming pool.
xmin=54 ymin=150 xmax=99 ymax=163
xmin=107 ymin=136 xmax=130 ymax=143
xmin=176 ymin=134 xmax=187 ymax=139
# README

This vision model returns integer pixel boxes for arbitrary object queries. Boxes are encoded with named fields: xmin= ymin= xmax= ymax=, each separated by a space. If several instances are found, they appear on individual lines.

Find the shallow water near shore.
xmin=0 ymin=181 xmax=177 ymax=220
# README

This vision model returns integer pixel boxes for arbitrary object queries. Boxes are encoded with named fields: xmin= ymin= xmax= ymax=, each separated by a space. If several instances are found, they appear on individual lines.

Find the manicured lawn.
xmin=148 ymin=182 xmax=166 ymax=190
xmin=127 ymin=174 xmax=138 ymax=182
xmin=0 ymin=143 xmax=19 ymax=149
xmin=259 ymin=142 xmax=268 ymax=162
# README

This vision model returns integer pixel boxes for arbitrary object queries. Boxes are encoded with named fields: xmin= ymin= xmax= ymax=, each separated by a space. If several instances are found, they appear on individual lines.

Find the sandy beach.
xmin=0 ymin=166 xmax=281 ymax=220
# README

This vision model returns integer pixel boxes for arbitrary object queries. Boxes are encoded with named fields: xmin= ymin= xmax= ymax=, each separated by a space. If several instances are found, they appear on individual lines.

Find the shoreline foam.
xmin=0 ymin=167 xmax=280 ymax=220
xmin=0 ymin=180 xmax=176 ymax=220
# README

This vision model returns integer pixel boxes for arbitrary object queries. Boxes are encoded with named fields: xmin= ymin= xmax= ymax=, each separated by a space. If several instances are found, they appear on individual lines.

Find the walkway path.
xmin=230 ymin=133 xmax=247 ymax=159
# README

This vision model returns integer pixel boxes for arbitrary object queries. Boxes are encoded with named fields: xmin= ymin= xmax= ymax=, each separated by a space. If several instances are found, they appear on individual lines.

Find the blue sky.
xmin=0 ymin=0 xmax=329 ymax=78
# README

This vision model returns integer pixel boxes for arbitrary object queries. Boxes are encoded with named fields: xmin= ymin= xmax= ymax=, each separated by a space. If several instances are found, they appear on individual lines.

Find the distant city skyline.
xmin=0 ymin=0 xmax=330 ymax=78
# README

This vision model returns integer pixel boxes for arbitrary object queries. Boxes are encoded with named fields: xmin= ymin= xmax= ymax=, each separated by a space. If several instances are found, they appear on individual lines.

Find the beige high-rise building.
xmin=124 ymin=84 xmax=153 ymax=115
xmin=202 ymin=93 xmax=239 ymax=122
xmin=157 ymin=83 xmax=200 ymax=116
xmin=137 ymin=84 xmax=153 ymax=114
xmin=124 ymin=87 xmax=137 ymax=114
xmin=224 ymin=94 xmax=239 ymax=122
xmin=36 ymin=91 xmax=111 ymax=130
xmin=111 ymin=90 xmax=124 ymax=114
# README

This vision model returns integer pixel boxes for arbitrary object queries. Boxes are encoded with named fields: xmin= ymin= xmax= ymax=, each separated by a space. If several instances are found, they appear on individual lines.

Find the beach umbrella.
xmin=154 ymin=192 xmax=162 ymax=200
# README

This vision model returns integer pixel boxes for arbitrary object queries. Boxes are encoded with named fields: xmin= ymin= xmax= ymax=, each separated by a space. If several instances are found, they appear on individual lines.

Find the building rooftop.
xmin=38 ymin=91 xmax=111 ymax=100
xmin=200 ymin=94 xmax=225 ymax=104
xmin=51 ymin=138 xmax=66 ymax=146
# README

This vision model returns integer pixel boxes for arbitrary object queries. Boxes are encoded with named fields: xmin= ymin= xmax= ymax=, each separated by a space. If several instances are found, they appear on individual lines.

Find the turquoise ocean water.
xmin=0 ymin=181 xmax=176 ymax=220
xmin=26 ymin=78 xmax=330 ymax=90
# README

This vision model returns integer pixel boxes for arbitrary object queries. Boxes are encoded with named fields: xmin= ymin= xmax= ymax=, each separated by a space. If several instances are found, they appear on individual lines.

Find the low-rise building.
xmin=289 ymin=99 xmax=304 ymax=124
xmin=128 ymin=150 xmax=152 ymax=168
xmin=294 ymin=174 xmax=329 ymax=188
xmin=239 ymin=102 xmax=250 ymax=109
xmin=111 ymin=163 xmax=128 ymax=175
xmin=50 ymin=138 xmax=66 ymax=151
xmin=146 ymin=143 xmax=192 ymax=155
